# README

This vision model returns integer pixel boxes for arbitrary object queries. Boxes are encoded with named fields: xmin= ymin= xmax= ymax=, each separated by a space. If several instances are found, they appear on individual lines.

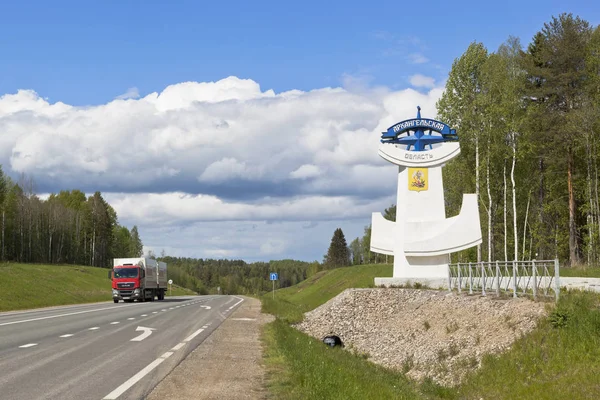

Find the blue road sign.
xmin=270 ymin=272 xmax=278 ymax=281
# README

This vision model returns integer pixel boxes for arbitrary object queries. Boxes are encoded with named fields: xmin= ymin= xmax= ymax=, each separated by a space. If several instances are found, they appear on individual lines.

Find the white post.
xmin=481 ymin=262 xmax=486 ymax=296
xmin=468 ymin=262 xmax=473 ymax=295
xmin=272 ymin=279 xmax=275 ymax=300
xmin=496 ymin=260 xmax=500 ymax=297
xmin=512 ymin=260 xmax=517 ymax=298
xmin=532 ymin=260 xmax=537 ymax=301
xmin=554 ymin=259 xmax=560 ymax=302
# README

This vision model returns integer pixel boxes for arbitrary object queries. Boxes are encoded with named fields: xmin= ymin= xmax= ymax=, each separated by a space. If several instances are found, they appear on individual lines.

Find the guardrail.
xmin=448 ymin=260 xmax=560 ymax=301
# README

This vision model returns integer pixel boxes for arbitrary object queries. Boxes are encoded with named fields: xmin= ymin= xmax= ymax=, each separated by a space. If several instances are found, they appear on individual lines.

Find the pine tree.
xmin=324 ymin=228 xmax=350 ymax=268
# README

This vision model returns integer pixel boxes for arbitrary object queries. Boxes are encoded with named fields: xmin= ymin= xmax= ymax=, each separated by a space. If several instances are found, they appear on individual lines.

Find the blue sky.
xmin=2 ymin=1 xmax=598 ymax=106
xmin=0 ymin=1 xmax=599 ymax=262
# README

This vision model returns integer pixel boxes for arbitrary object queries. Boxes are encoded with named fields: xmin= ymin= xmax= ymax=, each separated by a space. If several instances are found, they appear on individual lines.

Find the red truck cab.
xmin=111 ymin=265 xmax=143 ymax=303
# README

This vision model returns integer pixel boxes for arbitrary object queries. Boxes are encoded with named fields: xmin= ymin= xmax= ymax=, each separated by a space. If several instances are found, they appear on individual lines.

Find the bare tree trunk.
xmin=594 ymin=139 xmax=600 ymax=265
xmin=476 ymin=134 xmax=481 ymax=262
xmin=503 ymin=161 xmax=508 ymax=262
xmin=567 ymin=147 xmax=579 ymax=266
xmin=92 ymin=230 xmax=96 ymax=267
xmin=486 ymin=143 xmax=493 ymax=262
xmin=1 ymin=210 xmax=4 ymax=261
xmin=538 ymin=158 xmax=546 ymax=259
xmin=586 ymin=132 xmax=594 ymax=265
xmin=522 ymin=191 xmax=531 ymax=260
xmin=511 ymin=132 xmax=518 ymax=261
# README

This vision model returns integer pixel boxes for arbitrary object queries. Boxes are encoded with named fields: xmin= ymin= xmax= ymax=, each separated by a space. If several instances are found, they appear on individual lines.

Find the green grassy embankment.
xmin=260 ymin=264 xmax=442 ymax=400
xmin=261 ymin=263 xmax=600 ymax=400
xmin=0 ymin=262 xmax=196 ymax=312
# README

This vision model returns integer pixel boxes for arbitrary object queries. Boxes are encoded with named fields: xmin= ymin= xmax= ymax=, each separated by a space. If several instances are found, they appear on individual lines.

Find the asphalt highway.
xmin=0 ymin=295 xmax=245 ymax=400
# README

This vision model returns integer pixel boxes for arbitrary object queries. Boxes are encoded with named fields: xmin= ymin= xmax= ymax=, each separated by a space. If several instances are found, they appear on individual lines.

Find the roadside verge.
xmin=146 ymin=296 xmax=274 ymax=400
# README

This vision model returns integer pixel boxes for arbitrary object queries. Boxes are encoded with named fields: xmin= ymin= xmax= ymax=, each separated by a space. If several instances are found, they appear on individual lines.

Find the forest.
xmin=159 ymin=256 xmax=319 ymax=295
xmin=0 ymin=167 xmax=143 ymax=267
xmin=349 ymin=13 xmax=600 ymax=268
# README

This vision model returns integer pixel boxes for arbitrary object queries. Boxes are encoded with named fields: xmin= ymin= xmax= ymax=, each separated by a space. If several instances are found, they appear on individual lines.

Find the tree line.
xmin=157 ymin=256 xmax=318 ymax=295
xmin=0 ymin=167 xmax=143 ymax=267
xmin=346 ymin=13 xmax=600 ymax=268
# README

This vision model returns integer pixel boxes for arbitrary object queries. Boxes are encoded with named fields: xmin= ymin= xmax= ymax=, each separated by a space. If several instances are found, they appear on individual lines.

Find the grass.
xmin=0 ymin=262 xmax=196 ymax=312
xmin=262 ymin=318 xmax=426 ymax=400
xmin=260 ymin=263 xmax=600 ymax=400
xmin=262 ymin=263 xmax=392 ymax=323
xmin=560 ymin=266 xmax=600 ymax=278
xmin=455 ymin=290 xmax=600 ymax=400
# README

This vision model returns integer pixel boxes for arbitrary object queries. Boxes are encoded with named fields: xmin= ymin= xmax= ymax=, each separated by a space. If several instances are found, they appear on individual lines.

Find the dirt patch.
xmin=295 ymin=288 xmax=549 ymax=387
xmin=147 ymin=297 xmax=275 ymax=400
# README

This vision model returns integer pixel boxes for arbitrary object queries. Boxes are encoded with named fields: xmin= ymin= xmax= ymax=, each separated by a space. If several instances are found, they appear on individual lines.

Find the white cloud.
xmin=409 ymin=74 xmax=436 ymax=89
xmin=408 ymin=53 xmax=429 ymax=64
xmin=0 ymin=75 xmax=446 ymax=261
xmin=116 ymin=87 xmax=140 ymax=100
xmin=290 ymin=164 xmax=321 ymax=179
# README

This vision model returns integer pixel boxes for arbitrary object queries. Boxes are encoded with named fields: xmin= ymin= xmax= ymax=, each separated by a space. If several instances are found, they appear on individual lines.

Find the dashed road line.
xmin=127 ymin=318 xmax=135 ymax=320
xmin=141 ymin=314 xmax=148 ymax=317
xmin=89 ymin=327 xmax=99 ymax=330
xmin=183 ymin=328 xmax=204 ymax=343
xmin=19 ymin=343 xmax=37 ymax=348
xmin=59 ymin=334 xmax=74 ymax=338
xmin=110 ymin=322 xmax=120 ymax=325
xmin=171 ymin=342 xmax=185 ymax=351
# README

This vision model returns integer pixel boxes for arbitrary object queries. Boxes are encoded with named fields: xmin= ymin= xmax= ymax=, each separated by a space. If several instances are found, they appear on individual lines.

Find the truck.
xmin=110 ymin=257 xmax=168 ymax=303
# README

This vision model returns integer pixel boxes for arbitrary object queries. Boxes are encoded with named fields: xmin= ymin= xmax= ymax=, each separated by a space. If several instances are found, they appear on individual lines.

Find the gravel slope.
xmin=295 ymin=288 xmax=548 ymax=386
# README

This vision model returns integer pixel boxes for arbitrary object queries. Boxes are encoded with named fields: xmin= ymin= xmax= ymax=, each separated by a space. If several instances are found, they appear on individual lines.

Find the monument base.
xmin=393 ymin=255 xmax=449 ymax=279
xmin=374 ymin=277 xmax=448 ymax=289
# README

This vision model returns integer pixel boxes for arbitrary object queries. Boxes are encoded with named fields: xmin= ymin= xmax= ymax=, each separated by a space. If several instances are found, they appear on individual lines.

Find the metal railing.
xmin=448 ymin=259 xmax=560 ymax=301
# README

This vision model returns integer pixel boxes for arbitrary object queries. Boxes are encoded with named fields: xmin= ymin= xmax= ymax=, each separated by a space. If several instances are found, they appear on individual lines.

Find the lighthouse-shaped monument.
xmin=371 ymin=107 xmax=482 ymax=286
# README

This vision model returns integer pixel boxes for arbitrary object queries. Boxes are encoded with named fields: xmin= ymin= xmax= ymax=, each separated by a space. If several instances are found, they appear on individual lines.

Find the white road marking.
xmin=152 ymin=311 xmax=158 ymax=314
xmin=0 ymin=304 xmax=152 ymax=327
xmin=127 ymin=318 xmax=135 ymax=320
xmin=59 ymin=334 xmax=74 ymax=338
xmin=161 ymin=351 xmax=173 ymax=358
xmin=141 ymin=314 xmax=148 ymax=317
xmin=161 ymin=309 xmax=167 ymax=312
xmin=103 ymin=358 xmax=165 ymax=399
xmin=183 ymin=328 xmax=204 ymax=342
xmin=110 ymin=322 xmax=120 ymax=325
xmin=200 ymin=305 xmax=211 ymax=310
xmin=171 ymin=343 xmax=186 ymax=351
xmin=130 ymin=326 xmax=155 ymax=342
xmin=19 ymin=343 xmax=37 ymax=348
xmin=169 ymin=307 xmax=174 ymax=310
xmin=227 ymin=296 xmax=244 ymax=311
xmin=89 ymin=327 xmax=100 ymax=330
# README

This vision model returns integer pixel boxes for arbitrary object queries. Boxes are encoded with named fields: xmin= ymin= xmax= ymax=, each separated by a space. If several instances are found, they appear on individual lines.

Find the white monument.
xmin=371 ymin=107 xmax=482 ymax=286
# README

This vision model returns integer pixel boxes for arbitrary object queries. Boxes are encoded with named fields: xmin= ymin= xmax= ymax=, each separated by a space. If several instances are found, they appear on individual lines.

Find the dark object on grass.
xmin=323 ymin=335 xmax=344 ymax=348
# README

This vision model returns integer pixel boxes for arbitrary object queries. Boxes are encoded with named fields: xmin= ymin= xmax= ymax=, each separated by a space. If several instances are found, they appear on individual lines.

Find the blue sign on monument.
xmin=270 ymin=272 xmax=278 ymax=281
xmin=380 ymin=106 xmax=458 ymax=151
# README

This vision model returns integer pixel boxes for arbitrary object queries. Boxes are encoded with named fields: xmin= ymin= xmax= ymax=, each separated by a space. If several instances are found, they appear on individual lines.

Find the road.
xmin=0 ymin=295 xmax=245 ymax=400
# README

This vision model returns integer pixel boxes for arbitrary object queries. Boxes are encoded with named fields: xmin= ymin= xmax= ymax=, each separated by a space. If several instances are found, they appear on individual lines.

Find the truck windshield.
xmin=113 ymin=268 xmax=138 ymax=278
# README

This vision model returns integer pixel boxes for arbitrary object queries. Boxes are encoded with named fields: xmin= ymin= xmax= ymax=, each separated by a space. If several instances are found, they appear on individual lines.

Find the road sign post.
xmin=168 ymin=279 xmax=173 ymax=296
xmin=269 ymin=272 xmax=278 ymax=299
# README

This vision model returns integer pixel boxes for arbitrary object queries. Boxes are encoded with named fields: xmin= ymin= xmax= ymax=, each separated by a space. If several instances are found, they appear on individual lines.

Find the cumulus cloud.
xmin=116 ymin=87 xmax=140 ymax=100
xmin=0 ymin=76 xmax=446 ymax=260
xmin=290 ymin=164 xmax=321 ymax=179
xmin=409 ymin=74 xmax=436 ymax=89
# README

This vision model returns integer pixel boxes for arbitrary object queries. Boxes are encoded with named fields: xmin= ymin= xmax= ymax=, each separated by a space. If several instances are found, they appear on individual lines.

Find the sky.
xmin=1 ymin=1 xmax=599 ymax=262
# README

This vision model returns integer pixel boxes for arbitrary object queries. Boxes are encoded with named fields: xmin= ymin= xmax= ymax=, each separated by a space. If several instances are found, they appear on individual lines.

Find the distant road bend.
xmin=0 ymin=295 xmax=245 ymax=400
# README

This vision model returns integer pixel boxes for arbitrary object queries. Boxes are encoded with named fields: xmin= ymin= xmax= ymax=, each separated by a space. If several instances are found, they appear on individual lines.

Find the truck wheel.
xmin=113 ymin=299 xmax=119 ymax=304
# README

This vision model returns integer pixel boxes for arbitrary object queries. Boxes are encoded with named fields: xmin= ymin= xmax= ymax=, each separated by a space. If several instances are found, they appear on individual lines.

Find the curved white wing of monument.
xmin=370 ymin=194 xmax=482 ymax=257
